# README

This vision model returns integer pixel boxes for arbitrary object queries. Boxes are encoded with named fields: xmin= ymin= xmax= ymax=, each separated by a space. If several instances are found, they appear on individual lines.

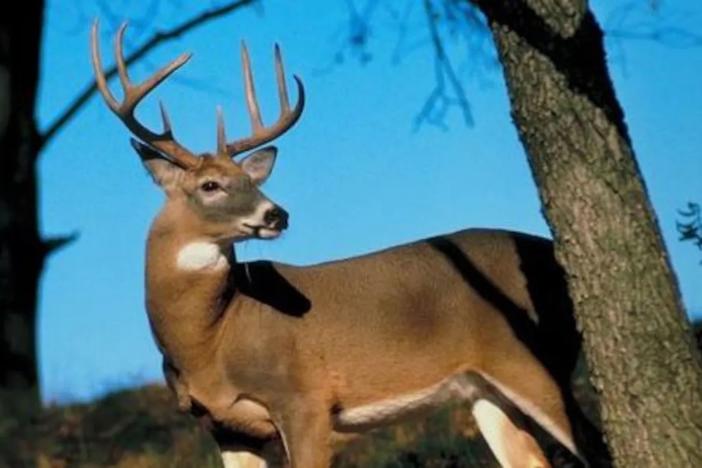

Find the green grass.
xmin=0 ymin=385 xmax=219 ymax=467
xmin=0 ymin=347 xmax=620 ymax=468
xmin=0 ymin=384 xmax=503 ymax=468
xmin=3 ymin=321 xmax=697 ymax=467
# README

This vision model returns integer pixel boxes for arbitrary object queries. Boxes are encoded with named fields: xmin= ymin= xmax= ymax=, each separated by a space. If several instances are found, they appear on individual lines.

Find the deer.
xmin=91 ymin=21 xmax=610 ymax=468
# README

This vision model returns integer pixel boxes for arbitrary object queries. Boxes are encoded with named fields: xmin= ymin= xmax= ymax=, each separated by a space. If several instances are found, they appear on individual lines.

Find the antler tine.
xmin=91 ymin=21 xmax=120 ymax=113
xmin=114 ymin=23 xmax=131 ymax=92
xmin=240 ymin=42 xmax=264 ymax=132
xmin=274 ymin=44 xmax=290 ymax=114
xmin=226 ymin=45 xmax=306 ymax=157
xmin=159 ymin=101 xmax=173 ymax=135
xmin=90 ymin=20 xmax=199 ymax=168
xmin=216 ymin=106 xmax=227 ymax=155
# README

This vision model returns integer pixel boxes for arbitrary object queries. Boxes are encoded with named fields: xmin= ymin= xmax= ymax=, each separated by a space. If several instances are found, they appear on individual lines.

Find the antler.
xmin=226 ymin=43 xmax=305 ymax=157
xmin=90 ymin=21 xmax=200 ymax=168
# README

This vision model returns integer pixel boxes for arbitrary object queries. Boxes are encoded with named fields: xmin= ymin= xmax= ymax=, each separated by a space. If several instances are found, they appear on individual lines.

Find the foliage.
xmin=677 ymin=202 xmax=702 ymax=262
xmin=334 ymin=403 xmax=495 ymax=468
xmin=0 ymin=385 xmax=493 ymax=468
xmin=0 ymin=385 xmax=220 ymax=468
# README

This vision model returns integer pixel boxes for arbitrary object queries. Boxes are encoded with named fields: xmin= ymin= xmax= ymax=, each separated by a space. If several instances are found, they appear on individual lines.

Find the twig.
xmin=39 ymin=0 xmax=258 ymax=149
xmin=43 ymin=232 xmax=80 ymax=256
xmin=415 ymin=0 xmax=472 ymax=130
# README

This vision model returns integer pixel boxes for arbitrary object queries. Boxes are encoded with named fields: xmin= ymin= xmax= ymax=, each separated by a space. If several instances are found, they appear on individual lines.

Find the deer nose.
xmin=264 ymin=206 xmax=289 ymax=230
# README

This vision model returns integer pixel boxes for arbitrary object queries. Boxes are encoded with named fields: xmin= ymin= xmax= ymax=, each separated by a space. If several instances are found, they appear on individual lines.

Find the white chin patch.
xmin=238 ymin=200 xmax=281 ymax=239
xmin=176 ymin=242 xmax=227 ymax=271
xmin=257 ymin=228 xmax=281 ymax=239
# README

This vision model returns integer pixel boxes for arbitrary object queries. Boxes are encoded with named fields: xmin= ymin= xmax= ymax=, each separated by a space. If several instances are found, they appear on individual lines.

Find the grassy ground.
xmin=0 ymin=385 xmax=219 ymax=468
xmin=0 ymin=355 xmax=603 ymax=468
xmin=0 ymin=384 xmax=502 ymax=468
xmin=3 ymin=323 xmax=698 ymax=467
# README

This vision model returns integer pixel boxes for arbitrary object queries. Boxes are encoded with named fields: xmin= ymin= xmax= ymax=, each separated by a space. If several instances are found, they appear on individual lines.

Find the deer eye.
xmin=200 ymin=181 xmax=221 ymax=192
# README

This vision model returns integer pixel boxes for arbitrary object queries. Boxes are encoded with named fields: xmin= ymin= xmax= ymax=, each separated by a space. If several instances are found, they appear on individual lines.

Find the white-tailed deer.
xmin=91 ymin=22 xmax=610 ymax=468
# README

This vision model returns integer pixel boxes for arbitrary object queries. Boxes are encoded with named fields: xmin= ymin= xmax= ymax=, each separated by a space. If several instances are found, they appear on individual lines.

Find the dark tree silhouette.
xmin=0 ymin=0 xmax=256 ymax=406
xmin=0 ymin=0 xmax=46 ymax=405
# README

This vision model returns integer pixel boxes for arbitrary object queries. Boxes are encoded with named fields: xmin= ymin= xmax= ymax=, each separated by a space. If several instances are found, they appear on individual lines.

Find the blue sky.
xmin=36 ymin=0 xmax=702 ymax=403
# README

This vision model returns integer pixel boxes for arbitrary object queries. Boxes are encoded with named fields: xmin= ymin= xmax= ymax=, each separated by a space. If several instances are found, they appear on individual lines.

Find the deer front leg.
xmin=212 ymin=420 xmax=287 ymax=468
xmin=277 ymin=400 xmax=332 ymax=468
xmin=162 ymin=357 xmax=191 ymax=412
xmin=221 ymin=450 xmax=267 ymax=468
xmin=220 ymin=440 xmax=287 ymax=468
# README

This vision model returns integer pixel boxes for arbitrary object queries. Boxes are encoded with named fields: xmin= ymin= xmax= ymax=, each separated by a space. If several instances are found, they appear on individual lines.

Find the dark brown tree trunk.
xmin=471 ymin=0 xmax=702 ymax=465
xmin=0 ymin=0 xmax=45 ymax=405
xmin=0 ymin=0 xmax=253 ymax=409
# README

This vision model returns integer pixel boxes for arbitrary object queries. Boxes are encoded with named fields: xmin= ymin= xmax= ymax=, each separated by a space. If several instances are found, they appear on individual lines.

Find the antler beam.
xmin=91 ymin=21 xmax=200 ymax=168
xmin=225 ymin=43 xmax=305 ymax=157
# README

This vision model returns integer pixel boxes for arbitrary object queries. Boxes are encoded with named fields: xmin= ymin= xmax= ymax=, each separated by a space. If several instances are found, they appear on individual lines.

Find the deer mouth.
xmin=243 ymin=223 xmax=282 ymax=239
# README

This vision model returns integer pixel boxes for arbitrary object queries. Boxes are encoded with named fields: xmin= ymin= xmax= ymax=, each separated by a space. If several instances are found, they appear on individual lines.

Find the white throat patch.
xmin=176 ymin=242 xmax=227 ymax=271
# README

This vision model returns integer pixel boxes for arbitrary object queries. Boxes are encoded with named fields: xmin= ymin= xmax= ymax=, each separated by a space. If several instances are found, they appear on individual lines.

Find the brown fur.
xmin=92 ymin=27 xmax=593 ymax=465
xmin=146 ymin=187 xmax=582 ymax=467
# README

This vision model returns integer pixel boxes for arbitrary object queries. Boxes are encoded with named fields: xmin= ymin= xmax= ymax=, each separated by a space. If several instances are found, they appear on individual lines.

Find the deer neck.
xmin=144 ymin=204 xmax=237 ymax=371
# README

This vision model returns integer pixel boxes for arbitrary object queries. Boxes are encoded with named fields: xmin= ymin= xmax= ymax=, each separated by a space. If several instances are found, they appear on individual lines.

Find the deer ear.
xmin=239 ymin=146 xmax=277 ymax=185
xmin=130 ymin=138 xmax=185 ymax=191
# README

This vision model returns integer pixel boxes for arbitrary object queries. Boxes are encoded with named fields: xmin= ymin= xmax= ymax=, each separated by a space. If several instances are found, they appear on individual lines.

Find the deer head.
xmin=91 ymin=22 xmax=305 ymax=243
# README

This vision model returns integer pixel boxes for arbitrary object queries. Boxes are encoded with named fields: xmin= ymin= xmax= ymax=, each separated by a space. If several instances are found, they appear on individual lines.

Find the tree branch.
xmin=39 ymin=0 xmax=258 ymax=149
xmin=43 ymin=232 xmax=80 ymax=256
xmin=414 ymin=0 xmax=473 ymax=129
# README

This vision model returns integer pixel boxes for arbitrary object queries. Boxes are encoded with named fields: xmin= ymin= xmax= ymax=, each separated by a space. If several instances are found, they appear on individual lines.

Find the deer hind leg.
xmin=478 ymin=347 xmax=586 ymax=467
xmin=472 ymin=396 xmax=550 ymax=468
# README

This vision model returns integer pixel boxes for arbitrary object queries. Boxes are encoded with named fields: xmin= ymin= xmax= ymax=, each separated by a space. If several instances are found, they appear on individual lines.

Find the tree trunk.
xmin=0 ymin=0 xmax=253 ymax=409
xmin=471 ymin=0 xmax=702 ymax=466
xmin=0 ymin=0 xmax=45 ymax=405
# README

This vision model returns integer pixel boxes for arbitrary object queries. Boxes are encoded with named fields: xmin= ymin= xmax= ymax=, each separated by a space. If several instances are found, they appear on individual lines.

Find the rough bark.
xmin=0 ymin=0 xmax=45 ymax=404
xmin=471 ymin=0 xmax=702 ymax=466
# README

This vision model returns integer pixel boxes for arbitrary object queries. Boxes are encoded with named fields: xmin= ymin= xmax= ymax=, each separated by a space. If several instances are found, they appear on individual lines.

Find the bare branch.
xmin=606 ymin=27 xmax=702 ymax=48
xmin=328 ymin=0 xmax=486 ymax=131
xmin=43 ymin=232 xmax=80 ymax=256
xmin=337 ymin=0 xmax=381 ymax=66
xmin=603 ymin=0 xmax=702 ymax=69
xmin=39 ymin=0 xmax=258 ymax=149
xmin=414 ymin=0 xmax=472 ymax=130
